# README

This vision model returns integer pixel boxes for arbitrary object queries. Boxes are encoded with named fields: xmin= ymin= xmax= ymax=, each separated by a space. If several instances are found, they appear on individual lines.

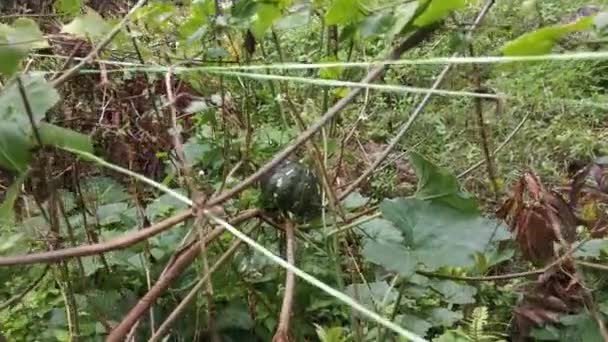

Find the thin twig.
xmin=106 ymin=210 xmax=260 ymax=341
xmin=339 ymin=0 xmax=495 ymax=200
xmin=206 ymin=25 xmax=439 ymax=208
xmin=458 ymin=111 xmax=531 ymax=178
xmin=51 ymin=0 xmax=148 ymax=87
xmin=149 ymin=224 xmax=257 ymax=341
xmin=0 ymin=265 xmax=49 ymax=311
xmin=0 ymin=209 xmax=193 ymax=266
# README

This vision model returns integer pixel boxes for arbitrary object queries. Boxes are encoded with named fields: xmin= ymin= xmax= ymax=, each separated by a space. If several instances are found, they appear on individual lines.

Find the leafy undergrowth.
xmin=1 ymin=0 xmax=608 ymax=342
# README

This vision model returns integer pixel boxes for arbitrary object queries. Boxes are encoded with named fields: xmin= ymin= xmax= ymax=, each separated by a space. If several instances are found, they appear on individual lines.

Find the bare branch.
xmin=272 ymin=220 xmax=297 ymax=342
xmin=0 ymin=210 xmax=193 ymax=266
xmin=339 ymin=0 xmax=496 ymax=200
xmin=51 ymin=0 xmax=148 ymax=88
xmin=149 ymin=224 xmax=258 ymax=341
xmin=107 ymin=209 xmax=260 ymax=341
xmin=205 ymin=25 xmax=439 ymax=208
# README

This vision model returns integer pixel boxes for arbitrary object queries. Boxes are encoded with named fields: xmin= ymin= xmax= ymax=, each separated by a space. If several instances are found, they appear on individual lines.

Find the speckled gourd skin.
xmin=260 ymin=160 xmax=322 ymax=220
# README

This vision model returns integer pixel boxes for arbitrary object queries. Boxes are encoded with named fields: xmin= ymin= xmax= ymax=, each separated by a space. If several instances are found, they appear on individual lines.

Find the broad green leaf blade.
xmin=430 ymin=279 xmax=477 ymax=304
xmin=429 ymin=308 xmax=463 ymax=327
xmin=362 ymin=240 xmax=417 ymax=277
xmin=574 ymin=239 xmax=608 ymax=258
xmin=55 ymin=0 xmax=82 ymax=17
xmin=357 ymin=218 xmax=404 ymax=243
xmin=275 ymin=11 xmax=310 ymax=30
xmin=325 ymin=0 xmax=364 ymax=25
xmin=341 ymin=192 xmax=368 ymax=210
xmin=37 ymin=122 xmax=94 ymax=153
xmin=501 ymin=17 xmax=594 ymax=56
xmin=397 ymin=314 xmax=433 ymax=337
xmin=0 ymin=122 xmax=33 ymax=172
xmin=386 ymin=1 xmax=419 ymax=41
xmin=0 ymin=74 xmax=60 ymax=125
xmin=381 ymin=198 xmax=510 ymax=270
xmin=179 ymin=1 xmax=213 ymax=44
xmin=409 ymin=151 xmax=478 ymax=213
xmin=359 ymin=12 xmax=393 ymax=38
xmin=380 ymin=200 xmax=415 ymax=243
xmin=0 ymin=18 xmax=47 ymax=76
xmin=413 ymin=0 xmax=466 ymax=27
xmin=251 ymin=3 xmax=282 ymax=39
xmin=62 ymin=8 xmax=112 ymax=40
xmin=345 ymin=281 xmax=398 ymax=309
xmin=0 ymin=172 xmax=26 ymax=226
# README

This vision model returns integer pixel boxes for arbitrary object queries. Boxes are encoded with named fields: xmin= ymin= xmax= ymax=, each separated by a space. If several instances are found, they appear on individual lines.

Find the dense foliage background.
xmin=2 ymin=0 xmax=608 ymax=341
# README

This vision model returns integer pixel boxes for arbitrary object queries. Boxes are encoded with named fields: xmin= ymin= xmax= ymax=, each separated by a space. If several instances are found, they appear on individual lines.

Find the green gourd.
xmin=260 ymin=160 xmax=322 ymax=219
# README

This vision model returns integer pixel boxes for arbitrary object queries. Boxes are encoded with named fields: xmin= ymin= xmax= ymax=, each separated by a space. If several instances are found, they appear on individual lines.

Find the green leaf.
xmin=179 ymin=1 xmax=213 ymax=44
xmin=430 ymin=280 xmax=477 ymax=304
xmin=97 ymin=202 xmax=129 ymax=226
xmin=397 ymin=313 xmax=433 ymax=336
xmin=0 ymin=19 xmax=47 ymax=76
xmin=216 ymin=303 xmax=255 ymax=331
xmin=501 ymin=17 xmax=594 ymax=56
xmin=325 ymin=0 xmax=365 ymax=25
xmin=341 ymin=191 xmax=368 ymax=210
xmin=134 ymin=1 xmax=175 ymax=27
xmin=80 ymin=176 xmax=129 ymax=205
xmin=358 ymin=12 xmax=393 ymax=38
xmin=319 ymin=56 xmax=344 ymax=80
xmin=37 ymin=122 xmax=94 ymax=153
xmin=145 ymin=191 xmax=189 ymax=219
xmin=232 ymin=0 xmax=257 ymax=19
xmin=0 ymin=173 xmax=26 ymax=226
xmin=315 ymin=325 xmax=347 ymax=342
xmin=357 ymin=218 xmax=404 ymax=243
xmin=275 ymin=11 xmax=310 ymax=30
xmin=55 ymin=0 xmax=82 ymax=17
xmin=62 ymin=8 xmax=112 ymax=40
xmin=251 ymin=3 xmax=282 ymax=39
xmin=574 ymin=239 xmax=608 ymax=258
xmin=362 ymin=240 xmax=417 ymax=277
xmin=0 ymin=122 xmax=33 ymax=172
xmin=434 ymin=329 xmax=470 ymax=342
xmin=0 ymin=232 xmax=26 ymax=254
xmin=413 ymin=0 xmax=466 ymax=27
xmin=381 ymin=198 xmax=510 ymax=270
xmin=386 ymin=2 xmax=419 ymax=41
xmin=0 ymin=74 xmax=60 ymax=125
xmin=409 ymin=151 xmax=478 ymax=213
xmin=429 ymin=308 xmax=463 ymax=327
xmin=345 ymin=281 xmax=398 ymax=310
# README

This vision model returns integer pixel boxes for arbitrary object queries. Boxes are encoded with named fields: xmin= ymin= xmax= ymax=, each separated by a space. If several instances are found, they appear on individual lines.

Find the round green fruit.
xmin=260 ymin=160 xmax=322 ymax=219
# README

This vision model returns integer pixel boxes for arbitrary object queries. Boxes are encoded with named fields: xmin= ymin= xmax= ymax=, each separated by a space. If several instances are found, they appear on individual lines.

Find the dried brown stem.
xmin=0 ymin=209 xmax=193 ymax=266
xmin=205 ymin=25 xmax=438 ymax=208
xmin=272 ymin=220 xmax=297 ymax=342
xmin=51 ymin=0 xmax=148 ymax=88
xmin=106 ymin=209 xmax=259 ymax=341
xmin=149 ymin=224 xmax=258 ymax=341
xmin=470 ymin=43 xmax=499 ymax=200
